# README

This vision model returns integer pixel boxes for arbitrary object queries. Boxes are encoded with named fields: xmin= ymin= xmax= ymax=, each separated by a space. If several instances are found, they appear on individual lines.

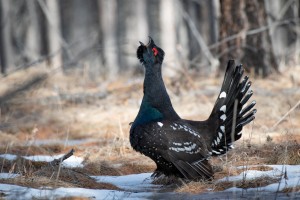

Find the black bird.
xmin=130 ymin=37 xmax=256 ymax=180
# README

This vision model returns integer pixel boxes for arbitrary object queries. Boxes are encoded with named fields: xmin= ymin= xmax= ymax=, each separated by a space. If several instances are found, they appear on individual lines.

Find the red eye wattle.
xmin=152 ymin=48 xmax=158 ymax=56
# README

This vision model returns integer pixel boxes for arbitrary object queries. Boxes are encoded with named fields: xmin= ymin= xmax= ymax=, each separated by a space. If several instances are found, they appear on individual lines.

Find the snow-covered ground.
xmin=0 ymin=153 xmax=84 ymax=168
xmin=0 ymin=154 xmax=299 ymax=199
xmin=92 ymin=173 xmax=160 ymax=192
xmin=0 ymin=183 xmax=154 ymax=200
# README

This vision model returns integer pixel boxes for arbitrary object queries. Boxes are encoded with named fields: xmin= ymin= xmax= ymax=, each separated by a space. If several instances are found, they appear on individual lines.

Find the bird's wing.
xmin=139 ymin=120 xmax=213 ymax=180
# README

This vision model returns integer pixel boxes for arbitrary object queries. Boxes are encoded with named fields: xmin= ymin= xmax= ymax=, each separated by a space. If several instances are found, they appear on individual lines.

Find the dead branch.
xmin=0 ymin=74 xmax=48 ymax=105
xmin=209 ymin=18 xmax=298 ymax=50
xmin=48 ymin=149 xmax=75 ymax=167
xmin=177 ymin=2 xmax=219 ymax=71
xmin=271 ymin=100 xmax=300 ymax=130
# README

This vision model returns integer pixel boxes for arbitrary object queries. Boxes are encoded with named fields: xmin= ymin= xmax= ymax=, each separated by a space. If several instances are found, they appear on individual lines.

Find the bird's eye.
xmin=152 ymin=48 xmax=158 ymax=56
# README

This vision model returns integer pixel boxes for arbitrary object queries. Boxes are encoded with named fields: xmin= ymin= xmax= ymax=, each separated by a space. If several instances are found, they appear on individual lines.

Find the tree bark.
xmin=219 ymin=0 xmax=248 ymax=70
xmin=219 ymin=0 xmax=278 ymax=76
xmin=241 ymin=0 xmax=278 ymax=76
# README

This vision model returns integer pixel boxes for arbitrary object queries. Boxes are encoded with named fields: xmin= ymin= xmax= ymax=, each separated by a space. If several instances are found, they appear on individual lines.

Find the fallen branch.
xmin=48 ymin=149 xmax=75 ymax=167
xmin=0 ymin=74 xmax=48 ymax=105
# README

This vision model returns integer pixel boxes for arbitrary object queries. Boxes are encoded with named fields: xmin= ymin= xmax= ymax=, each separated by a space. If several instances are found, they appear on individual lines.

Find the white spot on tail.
xmin=220 ymin=125 xmax=225 ymax=133
xmin=218 ymin=132 xmax=223 ymax=139
xmin=173 ymin=142 xmax=182 ymax=146
xmin=157 ymin=122 xmax=163 ymax=127
xmin=220 ymin=114 xmax=226 ymax=121
xmin=219 ymin=91 xmax=227 ymax=99
xmin=212 ymin=150 xmax=221 ymax=155
xmin=220 ymin=105 xmax=226 ymax=113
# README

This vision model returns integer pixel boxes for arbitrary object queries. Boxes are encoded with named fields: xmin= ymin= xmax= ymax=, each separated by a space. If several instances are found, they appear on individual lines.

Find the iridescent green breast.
xmin=132 ymin=100 xmax=163 ymax=128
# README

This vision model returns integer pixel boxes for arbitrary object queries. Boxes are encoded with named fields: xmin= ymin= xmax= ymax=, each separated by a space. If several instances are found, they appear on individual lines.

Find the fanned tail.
xmin=209 ymin=60 xmax=256 ymax=156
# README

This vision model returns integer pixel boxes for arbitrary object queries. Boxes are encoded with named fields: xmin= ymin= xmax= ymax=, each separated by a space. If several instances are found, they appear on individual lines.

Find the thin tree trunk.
xmin=160 ymin=0 xmax=177 ymax=76
xmin=43 ymin=0 xmax=63 ymax=69
xmin=0 ymin=0 xmax=12 ymax=75
xmin=147 ymin=0 xmax=160 ymax=43
xmin=99 ymin=0 xmax=118 ymax=78
xmin=25 ymin=0 xmax=40 ymax=61
xmin=117 ymin=0 xmax=148 ymax=73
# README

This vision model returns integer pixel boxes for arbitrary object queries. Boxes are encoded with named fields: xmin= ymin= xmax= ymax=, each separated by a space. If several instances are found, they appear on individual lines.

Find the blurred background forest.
xmin=1 ymin=0 xmax=300 ymax=80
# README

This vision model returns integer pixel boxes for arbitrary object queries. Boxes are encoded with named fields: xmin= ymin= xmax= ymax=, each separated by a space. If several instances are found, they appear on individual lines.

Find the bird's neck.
xmin=143 ymin=65 xmax=167 ymax=103
xmin=138 ymin=63 xmax=179 ymax=122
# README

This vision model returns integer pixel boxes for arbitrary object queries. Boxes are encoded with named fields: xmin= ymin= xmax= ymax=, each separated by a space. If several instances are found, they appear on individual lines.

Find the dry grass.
xmin=0 ymin=64 xmax=300 ymax=192
xmin=176 ymin=180 xmax=213 ymax=194
xmin=281 ymin=185 xmax=300 ymax=193
xmin=0 ymin=173 xmax=119 ymax=190
xmin=214 ymin=176 xmax=280 ymax=191
xmin=176 ymin=166 xmax=281 ymax=194
xmin=176 ymin=175 xmax=280 ymax=194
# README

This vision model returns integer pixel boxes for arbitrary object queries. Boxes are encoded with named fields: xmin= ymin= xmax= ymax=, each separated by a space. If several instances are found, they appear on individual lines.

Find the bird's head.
xmin=137 ymin=37 xmax=165 ymax=66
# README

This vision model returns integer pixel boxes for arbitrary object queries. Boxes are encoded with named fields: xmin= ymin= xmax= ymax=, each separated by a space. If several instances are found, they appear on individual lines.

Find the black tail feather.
xmin=241 ymin=90 xmax=253 ymax=105
xmin=209 ymin=60 xmax=256 ymax=156
xmin=240 ymin=100 xmax=256 ymax=116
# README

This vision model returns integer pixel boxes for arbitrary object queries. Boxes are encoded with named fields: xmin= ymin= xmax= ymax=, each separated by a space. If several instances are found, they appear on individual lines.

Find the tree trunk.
xmin=43 ymin=0 xmax=63 ymax=69
xmin=116 ymin=0 xmax=148 ymax=73
xmin=146 ymin=0 xmax=161 ymax=43
xmin=219 ymin=0 xmax=248 ymax=70
xmin=160 ymin=0 xmax=178 ymax=76
xmin=219 ymin=0 xmax=278 ymax=76
xmin=59 ymin=0 xmax=102 ymax=79
xmin=0 ymin=0 xmax=12 ymax=75
xmin=241 ymin=0 xmax=278 ymax=76
xmin=99 ymin=0 xmax=118 ymax=78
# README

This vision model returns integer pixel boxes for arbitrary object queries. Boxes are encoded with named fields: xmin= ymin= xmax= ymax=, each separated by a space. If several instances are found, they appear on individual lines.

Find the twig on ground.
xmin=48 ymin=149 xmax=75 ymax=167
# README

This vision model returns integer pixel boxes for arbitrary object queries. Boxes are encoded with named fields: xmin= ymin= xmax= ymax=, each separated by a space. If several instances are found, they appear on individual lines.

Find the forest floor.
xmin=0 ymin=64 xmax=299 ymax=199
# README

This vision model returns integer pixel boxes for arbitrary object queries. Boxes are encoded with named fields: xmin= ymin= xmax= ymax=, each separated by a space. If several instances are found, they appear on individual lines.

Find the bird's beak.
xmin=139 ymin=41 xmax=145 ymax=46
xmin=147 ymin=36 xmax=153 ymax=46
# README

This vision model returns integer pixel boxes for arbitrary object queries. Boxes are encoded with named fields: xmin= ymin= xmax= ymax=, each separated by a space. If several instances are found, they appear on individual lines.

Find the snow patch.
xmin=0 ymin=154 xmax=84 ymax=168
xmin=23 ymin=155 xmax=84 ymax=168
xmin=93 ymin=173 xmax=159 ymax=191
xmin=0 ymin=154 xmax=18 ymax=160
xmin=0 ymin=173 xmax=20 ymax=179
